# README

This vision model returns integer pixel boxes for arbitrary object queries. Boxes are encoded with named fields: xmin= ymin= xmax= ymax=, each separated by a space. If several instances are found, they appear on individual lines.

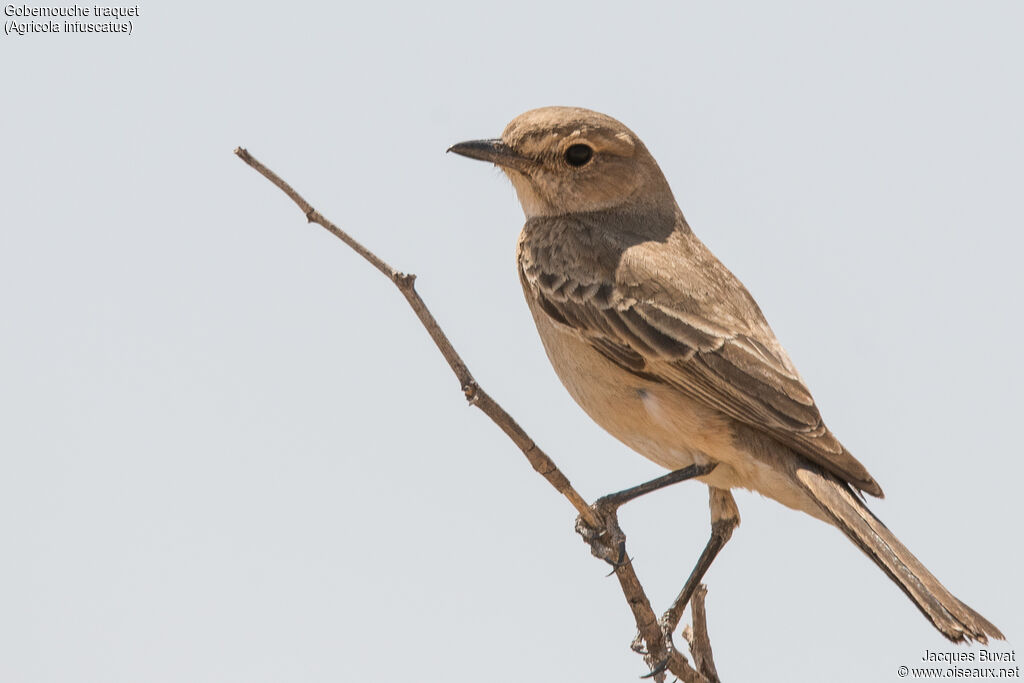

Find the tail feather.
xmin=792 ymin=465 xmax=1003 ymax=643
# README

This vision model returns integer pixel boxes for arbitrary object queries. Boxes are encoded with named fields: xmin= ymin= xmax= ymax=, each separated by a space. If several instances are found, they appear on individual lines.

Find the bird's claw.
xmin=575 ymin=502 xmax=629 ymax=568
xmin=639 ymin=656 xmax=669 ymax=679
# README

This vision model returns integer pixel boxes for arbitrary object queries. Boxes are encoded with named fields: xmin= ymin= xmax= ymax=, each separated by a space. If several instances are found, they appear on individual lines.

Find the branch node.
xmin=462 ymin=380 xmax=480 ymax=404
xmin=396 ymin=272 xmax=417 ymax=289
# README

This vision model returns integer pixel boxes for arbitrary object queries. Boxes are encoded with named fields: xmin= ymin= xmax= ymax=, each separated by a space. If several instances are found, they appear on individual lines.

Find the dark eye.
xmin=564 ymin=144 xmax=593 ymax=167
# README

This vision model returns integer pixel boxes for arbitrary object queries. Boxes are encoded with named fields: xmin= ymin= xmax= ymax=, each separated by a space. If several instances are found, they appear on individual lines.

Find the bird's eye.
xmin=564 ymin=144 xmax=593 ymax=167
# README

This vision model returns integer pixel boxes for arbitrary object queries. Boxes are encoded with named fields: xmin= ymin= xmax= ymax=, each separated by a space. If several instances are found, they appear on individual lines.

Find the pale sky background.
xmin=1 ymin=2 xmax=1021 ymax=682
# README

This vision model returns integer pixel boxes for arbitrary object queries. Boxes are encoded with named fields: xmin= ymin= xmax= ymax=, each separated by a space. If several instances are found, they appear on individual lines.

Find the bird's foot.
xmin=637 ymin=628 xmax=682 ymax=681
xmin=575 ymin=497 xmax=629 ymax=568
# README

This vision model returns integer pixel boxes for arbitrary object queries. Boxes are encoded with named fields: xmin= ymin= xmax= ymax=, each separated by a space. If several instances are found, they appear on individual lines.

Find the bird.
xmin=448 ymin=106 xmax=1002 ymax=643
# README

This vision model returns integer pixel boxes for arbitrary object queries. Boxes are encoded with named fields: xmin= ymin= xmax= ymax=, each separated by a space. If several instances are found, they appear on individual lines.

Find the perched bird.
xmin=449 ymin=106 xmax=1001 ymax=643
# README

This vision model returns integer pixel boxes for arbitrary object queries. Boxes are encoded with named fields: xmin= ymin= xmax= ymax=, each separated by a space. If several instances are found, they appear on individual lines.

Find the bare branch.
xmin=234 ymin=147 xmax=596 ymax=527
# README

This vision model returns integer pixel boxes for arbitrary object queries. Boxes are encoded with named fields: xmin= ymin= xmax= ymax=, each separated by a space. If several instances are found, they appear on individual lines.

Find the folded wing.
xmin=519 ymin=222 xmax=883 ymax=497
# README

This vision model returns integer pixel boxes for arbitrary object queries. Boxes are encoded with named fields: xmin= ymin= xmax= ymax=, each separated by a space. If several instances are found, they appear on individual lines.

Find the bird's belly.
xmin=529 ymin=308 xmax=827 ymax=520
xmin=537 ymin=322 xmax=732 ymax=475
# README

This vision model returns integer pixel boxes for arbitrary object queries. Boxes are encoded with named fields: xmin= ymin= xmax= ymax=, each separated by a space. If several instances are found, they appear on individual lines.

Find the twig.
xmin=233 ymin=147 xmax=596 ymax=527
xmin=682 ymin=585 xmax=719 ymax=682
xmin=234 ymin=147 xmax=717 ymax=682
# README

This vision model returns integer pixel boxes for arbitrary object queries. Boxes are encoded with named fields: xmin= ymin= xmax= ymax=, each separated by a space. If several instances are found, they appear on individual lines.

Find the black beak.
xmin=447 ymin=139 xmax=534 ymax=173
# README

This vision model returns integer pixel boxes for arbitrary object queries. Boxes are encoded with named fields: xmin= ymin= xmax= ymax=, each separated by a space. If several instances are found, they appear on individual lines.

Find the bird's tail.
xmin=792 ymin=465 xmax=1003 ymax=643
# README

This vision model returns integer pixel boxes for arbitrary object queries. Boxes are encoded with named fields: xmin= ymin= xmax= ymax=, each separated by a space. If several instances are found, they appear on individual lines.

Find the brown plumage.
xmin=450 ymin=106 xmax=1002 ymax=643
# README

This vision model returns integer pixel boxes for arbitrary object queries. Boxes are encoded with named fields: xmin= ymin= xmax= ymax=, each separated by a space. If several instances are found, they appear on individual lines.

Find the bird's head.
xmin=449 ymin=106 xmax=674 ymax=218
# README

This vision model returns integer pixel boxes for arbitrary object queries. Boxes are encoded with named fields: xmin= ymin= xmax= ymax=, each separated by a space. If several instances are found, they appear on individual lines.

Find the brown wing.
xmin=519 ymin=222 xmax=883 ymax=497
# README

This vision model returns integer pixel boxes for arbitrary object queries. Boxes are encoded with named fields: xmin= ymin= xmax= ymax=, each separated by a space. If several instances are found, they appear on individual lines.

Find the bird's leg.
xmin=596 ymin=462 xmax=719 ymax=510
xmin=575 ymin=463 xmax=718 ymax=567
xmin=659 ymin=487 xmax=740 ymax=636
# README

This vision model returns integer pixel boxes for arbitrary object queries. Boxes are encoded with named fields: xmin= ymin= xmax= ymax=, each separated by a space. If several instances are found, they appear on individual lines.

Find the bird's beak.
xmin=447 ymin=139 xmax=534 ymax=173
